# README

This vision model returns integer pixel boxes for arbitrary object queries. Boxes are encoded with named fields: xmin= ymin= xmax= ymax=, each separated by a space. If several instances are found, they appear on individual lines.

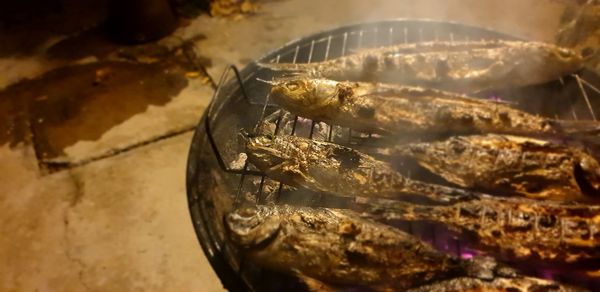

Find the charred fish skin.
xmin=269 ymin=78 xmax=584 ymax=138
xmin=225 ymin=205 xmax=583 ymax=291
xmin=366 ymin=194 xmax=600 ymax=264
xmin=384 ymin=134 xmax=600 ymax=202
xmin=260 ymin=40 xmax=582 ymax=92
xmin=224 ymin=204 xmax=465 ymax=289
xmin=406 ymin=276 xmax=586 ymax=292
xmin=245 ymin=134 xmax=474 ymax=203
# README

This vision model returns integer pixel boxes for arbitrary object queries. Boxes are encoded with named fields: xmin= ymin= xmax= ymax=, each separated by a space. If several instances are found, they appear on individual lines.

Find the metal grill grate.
xmin=205 ymin=22 xmax=600 ymax=206
xmin=191 ymin=20 xmax=600 ymax=291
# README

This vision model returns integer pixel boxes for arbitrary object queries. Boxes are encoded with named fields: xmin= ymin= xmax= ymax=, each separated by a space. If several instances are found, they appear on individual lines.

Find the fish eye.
xmin=579 ymin=158 xmax=600 ymax=178
xmin=580 ymin=158 xmax=596 ymax=172
xmin=557 ymin=48 xmax=573 ymax=59
xmin=286 ymin=82 xmax=300 ymax=91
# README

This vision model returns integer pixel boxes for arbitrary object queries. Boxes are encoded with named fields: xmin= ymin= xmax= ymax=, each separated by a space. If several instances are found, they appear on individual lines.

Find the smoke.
xmin=289 ymin=0 xmax=567 ymax=41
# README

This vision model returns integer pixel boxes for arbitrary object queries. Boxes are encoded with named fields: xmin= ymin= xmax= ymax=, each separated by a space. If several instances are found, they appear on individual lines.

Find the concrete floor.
xmin=0 ymin=0 xmax=568 ymax=291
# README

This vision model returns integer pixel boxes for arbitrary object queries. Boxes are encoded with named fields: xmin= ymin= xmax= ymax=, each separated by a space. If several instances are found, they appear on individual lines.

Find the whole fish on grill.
xmin=225 ymin=204 xmax=581 ymax=291
xmin=259 ymin=40 xmax=583 ymax=92
xmin=377 ymin=134 xmax=600 ymax=202
xmin=225 ymin=204 xmax=462 ymax=290
xmin=407 ymin=276 xmax=583 ymax=292
xmin=267 ymin=77 xmax=600 ymax=141
xmin=245 ymin=134 xmax=474 ymax=204
xmin=362 ymin=194 xmax=600 ymax=264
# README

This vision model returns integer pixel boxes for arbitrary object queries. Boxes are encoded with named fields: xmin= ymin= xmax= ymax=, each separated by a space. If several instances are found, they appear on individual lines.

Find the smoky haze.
xmin=276 ymin=0 xmax=567 ymax=42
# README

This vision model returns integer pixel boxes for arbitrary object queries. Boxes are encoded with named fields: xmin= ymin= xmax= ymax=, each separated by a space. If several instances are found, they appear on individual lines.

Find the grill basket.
xmin=186 ymin=19 xmax=600 ymax=291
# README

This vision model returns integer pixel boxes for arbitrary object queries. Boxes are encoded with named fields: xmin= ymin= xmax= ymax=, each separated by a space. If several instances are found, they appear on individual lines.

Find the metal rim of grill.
xmin=186 ymin=19 xmax=600 ymax=291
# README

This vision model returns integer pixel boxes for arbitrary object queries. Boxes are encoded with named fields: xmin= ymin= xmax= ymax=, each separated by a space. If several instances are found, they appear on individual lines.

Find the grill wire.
xmin=197 ymin=20 xmax=600 ymax=290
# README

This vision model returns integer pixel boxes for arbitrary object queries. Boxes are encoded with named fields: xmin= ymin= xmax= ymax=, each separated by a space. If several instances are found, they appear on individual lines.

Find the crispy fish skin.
xmin=268 ymin=78 xmax=595 ymax=138
xmin=365 ymin=194 xmax=600 ymax=264
xmin=245 ymin=134 xmax=472 ymax=203
xmin=225 ymin=205 xmax=581 ymax=291
xmin=382 ymin=134 xmax=600 ymax=202
xmin=225 ymin=204 xmax=463 ymax=289
xmin=407 ymin=276 xmax=584 ymax=292
xmin=261 ymin=40 xmax=583 ymax=92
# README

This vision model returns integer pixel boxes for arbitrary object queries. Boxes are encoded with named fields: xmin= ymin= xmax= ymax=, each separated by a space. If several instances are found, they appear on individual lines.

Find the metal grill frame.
xmin=187 ymin=19 xmax=600 ymax=291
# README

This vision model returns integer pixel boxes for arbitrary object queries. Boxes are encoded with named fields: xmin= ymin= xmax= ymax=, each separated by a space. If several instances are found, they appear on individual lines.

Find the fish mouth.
xmin=246 ymin=135 xmax=289 ymax=170
xmin=224 ymin=207 xmax=282 ymax=249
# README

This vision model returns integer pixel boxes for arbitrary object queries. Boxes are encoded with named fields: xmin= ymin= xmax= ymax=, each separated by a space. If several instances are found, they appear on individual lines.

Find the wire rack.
xmin=205 ymin=23 xmax=600 ymax=206
xmin=189 ymin=19 xmax=600 ymax=291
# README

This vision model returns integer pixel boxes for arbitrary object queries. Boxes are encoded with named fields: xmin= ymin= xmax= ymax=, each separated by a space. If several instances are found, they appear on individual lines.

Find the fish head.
xmin=270 ymin=78 xmax=349 ymax=118
xmin=246 ymin=134 xmax=291 ymax=169
xmin=544 ymin=46 xmax=583 ymax=72
xmin=225 ymin=205 xmax=281 ymax=249
xmin=553 ymin=47 xmax=582 ymax=62
xmin=512 ymin=42 xmax=583 ymax=83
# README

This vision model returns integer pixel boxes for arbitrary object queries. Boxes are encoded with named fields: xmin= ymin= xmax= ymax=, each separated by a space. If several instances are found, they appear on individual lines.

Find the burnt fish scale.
xmin=259 ymin=40 xmax=583 ymax=93
xmin=266 ymin=77 xmax=600 ymax=140
xmin=225 ymin=204 xmax=582 ymax=291
xmin=364 ymin=194 xmax=600 ymax=264
xmin=245 ymin=134 xmax=476 ymax=204
xmin=377 ymin=134 xmax=600 ymax=203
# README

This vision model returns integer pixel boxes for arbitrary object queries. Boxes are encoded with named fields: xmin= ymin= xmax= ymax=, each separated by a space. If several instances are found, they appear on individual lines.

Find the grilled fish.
xmin=378 ymin=134 xmax=600 ymax=202
xmin=268 ymin=77 xmax=600 ymax=139
xmin=225 ymin=204 xmax=464 ymax=290
xmin=225 ymin=205 xmax=582 ymax=291
xmin=363 ymin=194 xmax=600 ymax=264
xmin=407 ymin=276 xmax=583 ymax=292
xmin=245 ymin=134 xmax=474 ymax=204
xmin=260 ymin=40 xmax=583 ymax=92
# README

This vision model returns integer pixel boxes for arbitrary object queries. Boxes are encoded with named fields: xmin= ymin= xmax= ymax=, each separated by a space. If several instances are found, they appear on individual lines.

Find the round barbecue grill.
xmin=186 ymin=19 xmax=600 ymax=291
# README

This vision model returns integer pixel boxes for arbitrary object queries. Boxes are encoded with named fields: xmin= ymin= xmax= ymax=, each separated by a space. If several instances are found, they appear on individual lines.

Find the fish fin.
xmin=294 ymin=272 xmax=337 ymax=292
xmin=256 ymin=62 xmax=314 ymax=74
